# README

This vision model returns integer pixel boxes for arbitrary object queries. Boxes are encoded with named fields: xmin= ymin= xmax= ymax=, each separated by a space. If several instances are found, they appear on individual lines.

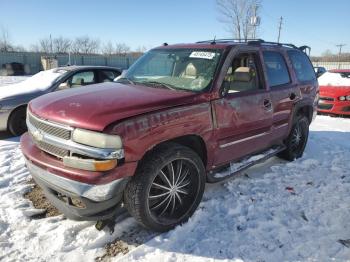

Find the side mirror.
xmin=221 ymin=80 xmax=230 ymax=97
xmin=58 ymin=82 xmax=69 ymax=90
xmin=114 ymin=69 xmax=127 ymax=81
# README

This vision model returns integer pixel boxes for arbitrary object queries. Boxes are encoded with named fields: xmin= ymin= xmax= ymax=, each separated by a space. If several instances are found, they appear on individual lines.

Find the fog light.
xmin=346 ymin=95 xmax=350 ymax=101
xmin=339 ymin=96 xmax=346 ymax=101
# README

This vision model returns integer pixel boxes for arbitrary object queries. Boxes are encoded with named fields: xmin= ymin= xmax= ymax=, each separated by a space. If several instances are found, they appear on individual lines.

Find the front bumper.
xmin=21 ymin=133 xmax=137 ymax=220
xmin=317 ymin=99 xmax=350 ymax=115
xmin=26 ymin=159 xmax=127 ymax=220
xmin=0 ymin=108 xmax=11 ymax=131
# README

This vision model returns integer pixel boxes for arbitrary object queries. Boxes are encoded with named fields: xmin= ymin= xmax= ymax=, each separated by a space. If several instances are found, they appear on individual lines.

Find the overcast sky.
xmin=1 ymin=0 xmax=349 ymax=55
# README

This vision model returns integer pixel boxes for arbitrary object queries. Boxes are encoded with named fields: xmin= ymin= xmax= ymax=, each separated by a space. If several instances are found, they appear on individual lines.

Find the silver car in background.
xmin=0 ymin=66 xmax=121 ymax=136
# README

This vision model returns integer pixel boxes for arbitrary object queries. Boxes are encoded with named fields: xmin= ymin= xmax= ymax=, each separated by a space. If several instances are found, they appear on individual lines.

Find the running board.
xmin=207 ymin=146 xmax=286 ymax=183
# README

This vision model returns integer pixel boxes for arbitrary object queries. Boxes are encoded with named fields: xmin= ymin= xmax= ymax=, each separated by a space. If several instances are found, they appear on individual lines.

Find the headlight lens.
xmin=339 ymin=96 xmax=346 ymax=101
xmin=72 ymin=128 xmax=122 ymax=149
xmin=346 ymin=95 xmax=350 ymax=101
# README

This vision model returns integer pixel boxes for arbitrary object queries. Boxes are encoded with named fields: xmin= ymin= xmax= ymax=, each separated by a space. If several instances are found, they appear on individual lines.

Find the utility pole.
xmin=336 ymin=44 xmax=346 ymax=69
xmin=277 ymin=16 xmax=283 ymax=43
xmin=250 ymin=4 xmax=260 ymax=40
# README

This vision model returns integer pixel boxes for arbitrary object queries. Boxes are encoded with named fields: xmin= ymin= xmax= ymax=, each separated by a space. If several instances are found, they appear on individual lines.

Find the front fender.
xmin=108 ymin=102 xmax=214 ymax=163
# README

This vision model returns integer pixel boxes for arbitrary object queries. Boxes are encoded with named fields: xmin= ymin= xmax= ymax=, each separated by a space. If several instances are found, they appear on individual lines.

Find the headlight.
xmin=72 ymin=128 xmax=122 ymax=149
xmin=339 ymin=96 xmax=346 ymax=101
xmin=346 ymin=95 xmax=350 ymax=101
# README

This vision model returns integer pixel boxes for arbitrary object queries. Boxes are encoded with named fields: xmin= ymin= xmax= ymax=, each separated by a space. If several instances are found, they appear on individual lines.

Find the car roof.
xmin=155 ymin=39 xmax=303 ymax=52
xmin=54 ymin=65 xmax=121 ymax=72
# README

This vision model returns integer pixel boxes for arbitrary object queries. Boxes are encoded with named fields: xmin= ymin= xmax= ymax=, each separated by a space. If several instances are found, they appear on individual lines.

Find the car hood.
xmin=0 ymin=81 xmax=48 ymax=100
xmin=319 ymin=85 xmax=350 ymax=97
xmin=29 ymin=82 xmax=199 ymax=131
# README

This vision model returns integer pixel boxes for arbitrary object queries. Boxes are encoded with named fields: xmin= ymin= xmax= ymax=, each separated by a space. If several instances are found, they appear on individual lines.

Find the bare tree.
xmin=102 ymin=41 xmax=115 ymax=56
xmin=0 ymin=27 xmax=13 ymax=52
xmin=216 ymin=0 xmax=261 ymax=40
xmin=38 ymin=38 xmax=52 ymax=53
xmin=53 ymin=36 xmax=71 ymax=54
xmin=71 ymin=36 xmax=100 ymax=54
xmin=115 ymin=43 xmax=130 ymax=56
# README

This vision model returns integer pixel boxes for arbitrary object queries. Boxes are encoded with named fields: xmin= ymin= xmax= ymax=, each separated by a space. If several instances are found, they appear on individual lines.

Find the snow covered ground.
xmin=0 ymin=76 xmax=350 ymax=261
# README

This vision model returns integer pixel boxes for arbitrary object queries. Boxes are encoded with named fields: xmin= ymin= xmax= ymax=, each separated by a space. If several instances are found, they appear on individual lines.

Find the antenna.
xmin=277 ymin=16 xmax=283 ymax=43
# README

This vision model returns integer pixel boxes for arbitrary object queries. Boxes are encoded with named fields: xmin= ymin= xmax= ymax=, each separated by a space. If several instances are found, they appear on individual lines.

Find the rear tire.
xmin=124 ymin=143 xmax=205 ymax=232
xmin=278 ymin=115 xmax=309 ymax=161
xmin=8 ymin=107 xmax=27 ymax=136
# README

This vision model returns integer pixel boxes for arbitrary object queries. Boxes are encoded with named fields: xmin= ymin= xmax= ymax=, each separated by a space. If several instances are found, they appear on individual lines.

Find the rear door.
xmin=212 ymin=50 xmax=273 ymax=166
xmin=262 ymin=50 xmax=298 ymax=141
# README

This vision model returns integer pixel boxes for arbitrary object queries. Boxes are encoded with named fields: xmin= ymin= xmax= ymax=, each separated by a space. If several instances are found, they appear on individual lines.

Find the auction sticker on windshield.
xmin=189 ymin=51 xmax=216 ymax=59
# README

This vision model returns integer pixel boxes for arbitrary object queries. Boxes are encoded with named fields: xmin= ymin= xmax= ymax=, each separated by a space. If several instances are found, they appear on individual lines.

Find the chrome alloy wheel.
xmin=148 ymin=159 xmax=199 ymax=223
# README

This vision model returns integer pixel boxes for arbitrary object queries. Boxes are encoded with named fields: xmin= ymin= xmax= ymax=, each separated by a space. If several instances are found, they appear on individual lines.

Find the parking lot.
xmin=0 ymin=76 xmax=350 ymax=261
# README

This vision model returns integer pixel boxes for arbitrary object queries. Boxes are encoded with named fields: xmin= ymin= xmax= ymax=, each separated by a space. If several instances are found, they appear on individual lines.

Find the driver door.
xmin=212 ymin=50 xmax=273 ymax=166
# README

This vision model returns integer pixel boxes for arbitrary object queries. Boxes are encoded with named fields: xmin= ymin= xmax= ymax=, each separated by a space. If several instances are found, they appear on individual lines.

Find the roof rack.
xmin=196 ymin=38 xmax=311 ymax=54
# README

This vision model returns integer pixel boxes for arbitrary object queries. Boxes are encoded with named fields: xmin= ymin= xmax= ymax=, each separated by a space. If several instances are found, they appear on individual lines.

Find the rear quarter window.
xmin=263 ymin=51 xmax=291 ymax=87
xmin=287 ymin=50 xmax=316 ymax=82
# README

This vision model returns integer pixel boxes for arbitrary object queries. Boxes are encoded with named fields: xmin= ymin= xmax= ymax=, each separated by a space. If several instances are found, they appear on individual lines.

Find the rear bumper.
xmin=317 ymin=99 xmax=350 ymax=115
xmin=20 ymin=133 xmax=137 ymax=220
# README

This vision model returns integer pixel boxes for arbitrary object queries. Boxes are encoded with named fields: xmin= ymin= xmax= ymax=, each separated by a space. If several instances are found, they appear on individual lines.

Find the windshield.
xmin=23 ymin=68 xmax=67 ymax=90
xmin=318 ymin=71 xmax=350 ymax=87
xmin=122 ymin=48 xmax=223 ymax=92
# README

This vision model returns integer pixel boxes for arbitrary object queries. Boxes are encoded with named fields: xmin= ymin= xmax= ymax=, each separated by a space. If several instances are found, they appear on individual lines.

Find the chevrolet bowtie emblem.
xmin=32 ymin=130 xmax=44 ymax=141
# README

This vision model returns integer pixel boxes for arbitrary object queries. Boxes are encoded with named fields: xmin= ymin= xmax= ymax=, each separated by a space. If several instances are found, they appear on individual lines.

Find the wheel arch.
xmin=292 ymin=101 xmax=313 ymax=124
xmin=7 ymin=104 xmax=28 ymax=129
xmin=138 ymin=134 xmax=208 ymax=169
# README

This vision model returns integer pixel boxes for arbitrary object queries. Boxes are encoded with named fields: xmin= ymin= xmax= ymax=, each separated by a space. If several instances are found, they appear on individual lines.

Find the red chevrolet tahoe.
xmin=21 ymin=40 xmax=318 ymax=232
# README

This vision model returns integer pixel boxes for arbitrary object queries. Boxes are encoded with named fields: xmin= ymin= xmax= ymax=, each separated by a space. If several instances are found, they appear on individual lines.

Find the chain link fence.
xmin=0 ymin=52 xmax=140 ymax=75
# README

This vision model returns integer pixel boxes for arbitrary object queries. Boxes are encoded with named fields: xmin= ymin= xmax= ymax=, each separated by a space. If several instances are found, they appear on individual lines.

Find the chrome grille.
xmin=31 ymin=134 xmax=69 ymax=158
xmin=28 ymin=112 xmax=71 ymax=140
xmin=27 ymin=111 xmax=72 ymax=158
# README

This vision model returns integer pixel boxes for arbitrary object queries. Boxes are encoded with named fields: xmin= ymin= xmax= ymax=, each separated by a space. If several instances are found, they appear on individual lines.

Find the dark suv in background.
xmin=21 ymin=39 xmax=318 ymax=232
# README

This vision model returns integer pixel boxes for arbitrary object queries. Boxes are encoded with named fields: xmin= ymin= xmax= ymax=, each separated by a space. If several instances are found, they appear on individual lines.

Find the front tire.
xmin=8 ymin=107 xmax=27 ymax=136
xmin=124 ymin=143 xmax=205 ymax=232
xmin=278 ymin=115 xmax=309 ymax=161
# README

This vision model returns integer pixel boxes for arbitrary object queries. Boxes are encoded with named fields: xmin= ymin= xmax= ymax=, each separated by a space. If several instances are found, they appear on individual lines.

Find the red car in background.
xmin=318 ymin=69 xmax=350 ymax=115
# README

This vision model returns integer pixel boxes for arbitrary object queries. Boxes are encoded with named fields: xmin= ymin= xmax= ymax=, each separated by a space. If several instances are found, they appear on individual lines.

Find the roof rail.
xmin=196 ymin=38 xmax=264 ymax=44
xmin=195 ymin=38 xmax=311 ymax=55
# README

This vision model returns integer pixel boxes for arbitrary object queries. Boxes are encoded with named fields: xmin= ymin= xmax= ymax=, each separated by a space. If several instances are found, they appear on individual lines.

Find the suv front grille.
xmin=28 ymin=112 xmax=71 ymax=140
xmin=27 ymin=111 xmax=72 ymax=158
xmin=30 ymin=135 xmax=69 ymax=158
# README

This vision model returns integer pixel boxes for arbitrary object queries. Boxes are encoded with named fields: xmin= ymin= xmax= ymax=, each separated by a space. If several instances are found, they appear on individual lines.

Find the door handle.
xmin=263 ymin=99 xmax=272 ymax=110
xmin=289 ymin=92 xmax=297 ymax=100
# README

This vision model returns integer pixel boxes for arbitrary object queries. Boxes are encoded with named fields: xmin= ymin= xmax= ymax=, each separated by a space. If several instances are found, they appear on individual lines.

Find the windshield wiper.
xmin=140 ymin=81 xmax=175 ymax=90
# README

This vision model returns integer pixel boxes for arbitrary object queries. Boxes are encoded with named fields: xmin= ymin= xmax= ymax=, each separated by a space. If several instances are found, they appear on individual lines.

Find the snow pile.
xmin=318 ymin=71 xmax=350 ymax=87
xmin=0 ymin=69 xmax=64 ymax=99
xmin=0 ymin=116 xmax=350 ymax=261
xmin=120 ymin=116 xmax=350 ymax=262
xmin=0 ymin=76 xmax=28 ymax=87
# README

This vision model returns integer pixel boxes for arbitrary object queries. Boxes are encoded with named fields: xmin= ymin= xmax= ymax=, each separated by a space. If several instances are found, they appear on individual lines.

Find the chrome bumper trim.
xmin=27 ymin=119 xmax=124 ymax=160
xmin=26 ymin=159 xmax=126 ymax=201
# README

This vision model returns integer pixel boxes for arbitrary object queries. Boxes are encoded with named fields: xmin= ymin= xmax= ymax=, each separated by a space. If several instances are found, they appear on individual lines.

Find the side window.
xmin=287 ymin=50 xmax=316 ymax=82
xmin=70 ymin=71 xmax=96 ymax=87
xmin=223 ymin=52 xmax=262 ymax=93
xmin=263 ymin=51 xmax=291 ymax=87
xmin=99 ymin=70 xmax=120 ymax=82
